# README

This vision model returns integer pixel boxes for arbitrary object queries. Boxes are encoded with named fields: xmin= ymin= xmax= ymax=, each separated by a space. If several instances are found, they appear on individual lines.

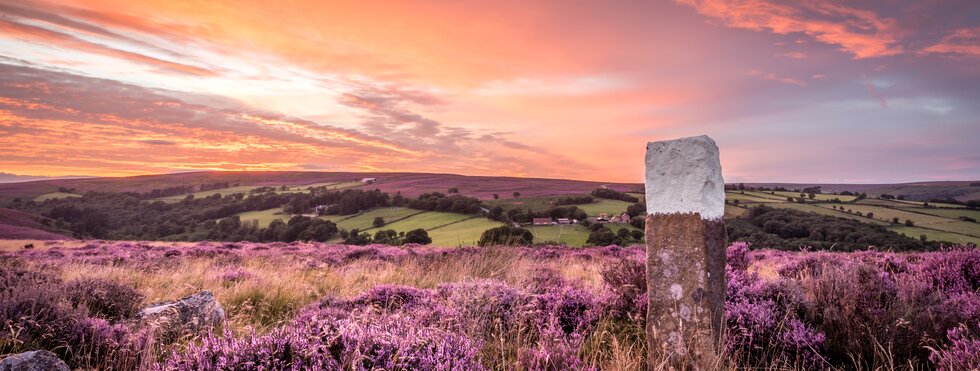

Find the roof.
xmin=532 ymin=218 xmax=553 ymax=224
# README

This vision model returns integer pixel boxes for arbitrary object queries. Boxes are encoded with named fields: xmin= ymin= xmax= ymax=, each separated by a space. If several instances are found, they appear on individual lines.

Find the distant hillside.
xmin=0 ymin=208 xmax=70 ymax=240
xmin=743 ymin=181 xmax=980 ymax=202
xmin=0 ymin=171 xmax=642 ymax=200
xmin=0 ymin=171 xmax=976 ymax=203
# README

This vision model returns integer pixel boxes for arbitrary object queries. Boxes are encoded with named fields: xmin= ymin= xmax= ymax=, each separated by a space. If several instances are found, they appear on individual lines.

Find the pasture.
xmin=323 ymin=207 xmax=426 ymax=231
xmin=32 ymin=192 xmax=81 ymax=202
xmin=426 ymin=217 xmax=504 ymax=246
xmin=235 ymin=208 xmax=290 ymax=228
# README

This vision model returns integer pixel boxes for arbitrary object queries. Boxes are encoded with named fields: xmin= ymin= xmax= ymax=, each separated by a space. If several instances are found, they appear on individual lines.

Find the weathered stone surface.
xmin=645 ymin=135 xmax=726 ymax=370
xmin=0 ymin=350 xmax=69 ymax=371
xmin=645 ymin=135 xmax=724 ymax=220
xmin=140 ymin=290 xmax=224 ymax=340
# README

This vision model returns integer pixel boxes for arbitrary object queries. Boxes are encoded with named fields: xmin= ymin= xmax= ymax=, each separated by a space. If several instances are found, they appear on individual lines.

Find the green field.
xmin=767 ymin=203 xmax=890 ymax=225
xmin=725 ymin=205 xmax=750 ymax=219
xmin=156 ymin=186 xmax=268 ymax=202
xmin=370 ymin=211 xmax=473 ymax=233
xmin=236 ymin=208 xmax=290 ymax=228
xmin=529 ymin=224 xmax=591 ymax=246
xmin=576 ymin=198 xmax=633 ymax=216
xmin=484 ymin=195 xmax=634 ymax=217
xmin=157 ymin=182 xmax=363 ymax=203
xmin=289 ymin=181 xmax=363 ymax=191
xmin=33 ymin=192 xmax=82 ymax=202
xmin=771 ymin=191 xmax=857 ymax=202
xmin=832 ymin=204 xmax=954 ymax=227
xmin=906 ymin=208 xmax=980 ymax=221
xmin=484 ymin=196 xmax=563 ymax=213
xmin=323 ymin=207 xmax=425 ymax=231
xmin=529 ymin=223 xmax=640 ymax=246
xmin=725 ymin=192 xmax=783 ymax=203
xmin=427 ymin=218 xmax=504 ymax=247
xmin=888 ymin=226 xmax=980 ymax=245
xmin=741 ymin=191 xmax=793 ymax=202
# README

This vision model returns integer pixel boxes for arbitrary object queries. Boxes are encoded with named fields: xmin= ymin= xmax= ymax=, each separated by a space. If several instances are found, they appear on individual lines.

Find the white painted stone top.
xmin=645 ymin=135 xmax=725 ymax=220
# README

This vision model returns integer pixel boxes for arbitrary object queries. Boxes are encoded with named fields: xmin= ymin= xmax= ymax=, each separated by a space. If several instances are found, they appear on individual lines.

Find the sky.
xmin=0 ymin=0 xmax=978 ymax=183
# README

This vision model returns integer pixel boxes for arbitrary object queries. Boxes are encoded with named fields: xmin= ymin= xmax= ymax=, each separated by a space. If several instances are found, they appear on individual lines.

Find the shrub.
xmin=65 ymin=278 xmax=144 ymax=322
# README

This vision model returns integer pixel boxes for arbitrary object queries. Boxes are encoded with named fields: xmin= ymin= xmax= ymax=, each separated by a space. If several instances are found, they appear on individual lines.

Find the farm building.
xmin=361 ymin=177 xmax=377 ymax=184
xmin=557 ymin=218 xmax=572 ymax=224
xmin=596 ymin=213 xmax=610 ymax=223
xmin=532 ymin=218 xmax=554 ymax=226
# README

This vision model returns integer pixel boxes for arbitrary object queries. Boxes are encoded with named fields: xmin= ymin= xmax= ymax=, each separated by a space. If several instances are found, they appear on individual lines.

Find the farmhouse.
xmin=556 ymin=218 xmax=572 ymax=224
xmin=595 ymin=213 xmax=610 ymax=223
xmin=532 ymin=218 xmax=554 ymax=226
xmin=361 ymin=177 xmax=377 ymax=184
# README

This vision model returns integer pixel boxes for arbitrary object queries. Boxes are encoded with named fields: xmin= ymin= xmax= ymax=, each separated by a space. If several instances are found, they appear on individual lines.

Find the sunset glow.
xmin=1 ymin=0 xmax=978 ymax=182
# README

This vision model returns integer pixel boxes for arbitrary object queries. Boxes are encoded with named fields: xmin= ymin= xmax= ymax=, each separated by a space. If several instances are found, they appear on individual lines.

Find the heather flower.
xmin=929 ymin=323 xmax=980 ymax=371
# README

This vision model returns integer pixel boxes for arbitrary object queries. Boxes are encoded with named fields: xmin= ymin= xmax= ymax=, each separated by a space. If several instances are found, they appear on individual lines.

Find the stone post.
xmin=644 ymin=135 xmax=727 ymax=370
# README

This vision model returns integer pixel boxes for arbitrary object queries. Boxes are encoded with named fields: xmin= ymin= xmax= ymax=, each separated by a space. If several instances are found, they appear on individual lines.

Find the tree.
xmin=513 ymin=192 xmax=521 ymax=198
xmin=448 ymin=187 xmax=459 ymax=194
xmin=808 ymin=193 xmax=816 ymax=200
xmin=373 ymin=216 xmax=385 ymax=227
xmin=626 ymin=203 xmax=646 ymax=218
xmin=630 ymin=229 xmax=644 ymax=241
xmin=630 ymin=216 xmax=644 ymax=230
xmin=616 ymin=228 xmax=631 ymax=240
xmin=866 ymin=212 xmax=874 ymax=219
xmin=478 ymin=225 xmax=533 ymax=246
xmin=732 ymin=199 xmax=740 ymax=206
xmin=373 ymin=229 xmax=400 ymax=245
xmin=920 ymin=234 xmax=927 ymax=242
xmin=343 ymin=228 xmax=372 ymax=245
xmin=905 ymin=219 xmax=914 ymax=227
xmin=587 ymin=228 xmax=622 ymax=246
xmin=892 ymin=217 xmax=900 ymax=224
xmin=403 ymin=228 xmax=432 ymax=245
xmin=493 ymin=194 xmax=500 ymax=200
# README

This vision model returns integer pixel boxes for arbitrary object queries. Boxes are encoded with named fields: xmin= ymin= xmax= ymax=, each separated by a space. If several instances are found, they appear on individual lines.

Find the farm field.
xmin=766 ymin=202 xmax=891 ymax=225
xmin=485 ymin=195 xmax=635 ymax=217
xmin=155 ymin=185 xmax=271 ymax=202
xmin=323 ymin=207 xmax=426 ymax=231
xmin=903 ymin=207 xmax=980 ymax=220
xmin=483 ymin=196 xmax=563 ymax=213
xmin=426 ymin=217 xmax=504 ymax=247
xmin=235 ymin=208 xmax=290 ymax=228
xmin=369 ymin=211 xmax=473 ymax=233
xmin=725 ymin=191 xmax=784 ymax=203
xmin=156 ymin=182 xmax=363 ymax=202
xmin=825 ymin=204 xmax=961 ymax=229
xmin=291 ymin=181 xmax=364 ymax=190
xmin=888 ymin=225 xmax=980 ymax=245
xmin=529 ymin=223 xmax=639 ymax=246
xmin=32 ymin=192 xmax=81 ymax=202
xmin=772 ymin=191 xmax=857 ymax=202
xmin=575 ymin=198 xmax=633 ymax=216
xmin=725 ymin=204 xmax=750 ymax=219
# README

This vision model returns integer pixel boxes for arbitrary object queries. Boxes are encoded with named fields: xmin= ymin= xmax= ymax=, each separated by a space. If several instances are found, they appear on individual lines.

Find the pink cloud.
xmin=675 ymin=0 xmax=902 ymax=58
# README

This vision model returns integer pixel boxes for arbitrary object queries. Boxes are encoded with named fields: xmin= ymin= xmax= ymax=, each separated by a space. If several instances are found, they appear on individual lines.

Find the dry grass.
xmin=3 ymin=240 xmax=608 ymax=336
